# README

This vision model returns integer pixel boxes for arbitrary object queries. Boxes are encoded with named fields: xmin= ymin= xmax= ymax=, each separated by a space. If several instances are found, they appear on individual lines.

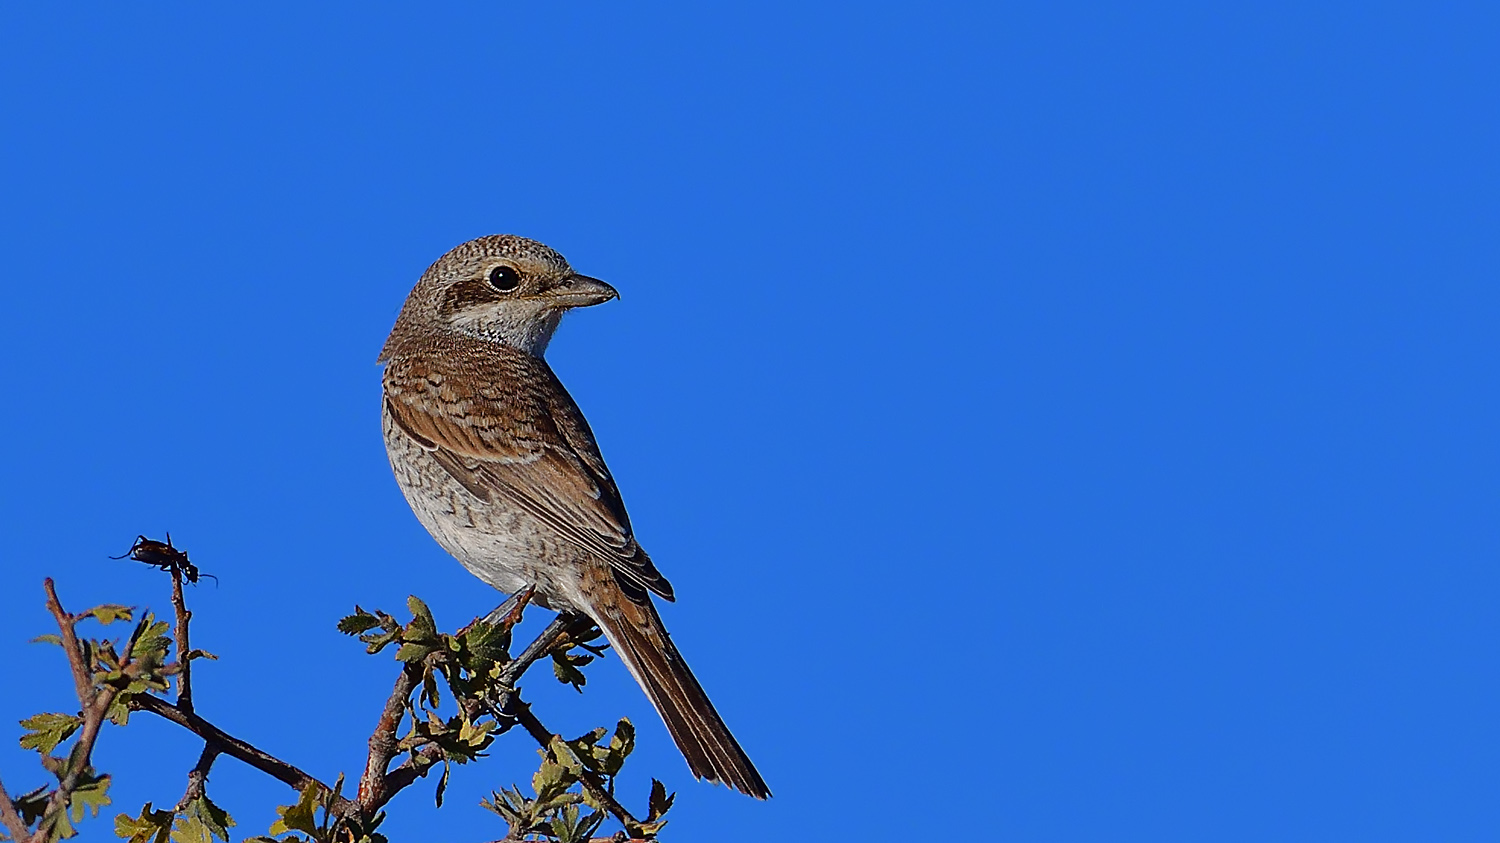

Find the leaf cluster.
xmin=115 ymin=795 xmax=234 ymax=843
xmin=246 ymin=779 xmax=383 ymax=843
xmin=339 ymin=597 xmax=523 ymax=805
xmin=11 ymin=604 xmax=178 ymax=842
xmin=481 ymin=719 xmax=674 ymax=841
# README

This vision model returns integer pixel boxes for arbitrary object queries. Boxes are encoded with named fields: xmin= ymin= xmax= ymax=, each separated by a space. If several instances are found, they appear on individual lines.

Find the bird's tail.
xmin=588 ymin=586 xmax=771 ymax=799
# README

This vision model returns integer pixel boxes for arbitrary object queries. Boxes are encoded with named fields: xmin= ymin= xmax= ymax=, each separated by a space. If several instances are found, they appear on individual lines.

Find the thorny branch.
xmin=6 ymin=539 xmax=674 ymax=842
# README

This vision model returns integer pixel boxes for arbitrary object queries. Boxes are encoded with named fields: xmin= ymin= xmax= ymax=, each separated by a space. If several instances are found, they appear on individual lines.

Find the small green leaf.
xmin=551 ymin=652 xmax=588 ymax=691
xmin=393 ymin=642 xmax=433 ymax=663
xmin=174 ymin=795 xmax=234 ymax=843
xmin=405 ymin=596 xmax=438 ymax=641
xmin=646 ymin=778 xmax=675 ymax=823
xmin=20 ymin=712 xmax=82 ymax=755
xmin=68 ymin=770 xmax=112 ymax=823
xmin=85 ymin=605 xmax=134 ymax=625
xmin=549 ymin=804 xmax=604 ymax=843
xmin=114 ymin=802 xmax=174 ymax=843
xmin=531 ymin=758 xmax=574 ymax=804
xmin=267 ymin=783 xmax=320 ymax=837
xmin=434 ymin=761 xmax=450 ymax=808
xmin=336 ymin=609 xmax=381 ymax=635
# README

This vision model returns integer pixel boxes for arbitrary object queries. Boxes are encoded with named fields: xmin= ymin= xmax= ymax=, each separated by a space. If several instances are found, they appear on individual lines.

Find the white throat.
xmin=451 ymin=303 xmax=564 ymax=357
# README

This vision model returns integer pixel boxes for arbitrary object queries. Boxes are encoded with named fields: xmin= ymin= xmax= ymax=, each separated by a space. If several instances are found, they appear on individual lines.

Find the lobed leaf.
xmin=114 ymin=803 xmax=174 ymax=843
xmin=19 ymin=712 xmax=82 ymax=755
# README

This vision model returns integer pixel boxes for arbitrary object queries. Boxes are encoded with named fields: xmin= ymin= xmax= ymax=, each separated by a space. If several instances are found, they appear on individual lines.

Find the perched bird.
xmin=379 ymin=234 xmax=769 ymax=799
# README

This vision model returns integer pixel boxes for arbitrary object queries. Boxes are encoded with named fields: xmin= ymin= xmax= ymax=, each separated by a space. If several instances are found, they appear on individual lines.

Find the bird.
xmin=378 ymin=234 xmax=769 ymax=799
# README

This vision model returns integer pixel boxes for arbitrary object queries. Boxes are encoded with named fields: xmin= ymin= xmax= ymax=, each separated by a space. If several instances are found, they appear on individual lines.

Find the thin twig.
xmin=482 ymin=612 xmax=576 ymax=718
xmin=176 ymin=744 xmax=219 ymax=811
xmin=169 ymin=566 xmax=193 ymax=713
xmin=130 ymin=695 xmax=355 ymax=818
xmin=42 ymin=579 xmax=91 ymax=708
xmin=0 ymin=775 xmax=30 ymax=843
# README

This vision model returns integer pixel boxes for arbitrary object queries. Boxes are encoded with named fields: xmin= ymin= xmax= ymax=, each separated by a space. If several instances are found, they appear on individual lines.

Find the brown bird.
xmin=379 ymin=234 xmax=769 ymax=798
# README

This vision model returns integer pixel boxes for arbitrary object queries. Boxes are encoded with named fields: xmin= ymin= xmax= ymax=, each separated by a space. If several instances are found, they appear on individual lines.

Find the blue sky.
xmin=2 ymin=3 xmax=1498 ymax=841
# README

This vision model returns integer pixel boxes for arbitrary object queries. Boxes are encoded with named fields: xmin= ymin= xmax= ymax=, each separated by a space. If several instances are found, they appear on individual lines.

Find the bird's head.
xmin=381 ymin=234 xmax=617 ymax=360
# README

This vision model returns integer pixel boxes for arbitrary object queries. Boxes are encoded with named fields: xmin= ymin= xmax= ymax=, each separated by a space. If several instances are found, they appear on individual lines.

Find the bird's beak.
xmin=546 ymin=273 xmax=619 ymax=308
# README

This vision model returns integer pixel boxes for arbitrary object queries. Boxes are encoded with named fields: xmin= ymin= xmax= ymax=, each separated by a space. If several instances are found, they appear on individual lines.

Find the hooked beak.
xmin=546 ymin=273 xmax=618 ymax=308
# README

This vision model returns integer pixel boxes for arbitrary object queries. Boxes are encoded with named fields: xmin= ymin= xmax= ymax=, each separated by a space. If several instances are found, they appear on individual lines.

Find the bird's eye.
xmin=487 ymin=265 xmax=521 ymax=292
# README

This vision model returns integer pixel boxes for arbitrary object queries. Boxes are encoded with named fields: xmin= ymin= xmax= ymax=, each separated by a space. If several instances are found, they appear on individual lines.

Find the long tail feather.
xmin=587 ymin=586 xmax=770 ymax=799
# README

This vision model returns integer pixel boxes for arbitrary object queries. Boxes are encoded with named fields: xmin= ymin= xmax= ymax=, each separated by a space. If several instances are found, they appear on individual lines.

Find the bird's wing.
xmin=384 ymin=342 xmax=675 ymax=602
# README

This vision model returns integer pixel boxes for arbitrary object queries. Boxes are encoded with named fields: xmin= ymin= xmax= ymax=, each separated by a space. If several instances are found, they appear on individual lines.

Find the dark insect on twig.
xmin=111 ymin=533 xmax=218 ymax=585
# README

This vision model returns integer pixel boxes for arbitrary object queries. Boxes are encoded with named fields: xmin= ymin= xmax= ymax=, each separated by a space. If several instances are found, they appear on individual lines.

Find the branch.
xmin=369 ymin=597 xmax=557 ymax=815
xmin=176 ymin=744 xmax=219 ymax=811
xmin=510 ymin=700 xmax=641 ymax=834
xmin=0 ymin=775 xmax=29 ymax=843
xmin=130 ymin=695 xmax=355 ymax=818
xmin=354 ymin=661 xmax=423 ymax=816
xmin=489 ymin=613 xmax=644 ymax=831
xmin=38 ymin=579 xmax=128 ymax=837
xmin=42 ymin=579 xmax=92 ymax=708
xmin=169 ymin=566 xmax=194 ymax=713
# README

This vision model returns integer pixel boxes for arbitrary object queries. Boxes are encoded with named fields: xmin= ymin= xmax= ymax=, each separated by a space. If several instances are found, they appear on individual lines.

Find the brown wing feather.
xmin=384 ymin=337 xmax=675 ymax=601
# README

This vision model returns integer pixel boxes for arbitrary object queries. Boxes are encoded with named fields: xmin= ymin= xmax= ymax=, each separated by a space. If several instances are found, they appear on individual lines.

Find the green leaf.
xmin=336 ymin=609 xmax=381 ymax=635
xmin=20 ymin=712 xmax=81 ymax=755
xmin=267 ymin=784 xmax=320 ymax=837
xmin=392 ymin=642 xmax=433 ymax=664
xmin=68 ymin=770 xmax=112 ymax=823
xmin=531 ymin=757 xmax=575 ymax=804
xmin=128 ymin=614 xmax=173 ymax=664
xmin=173 ymin=795 xmax=234 ymax=843
xmin=459 ymin=620 xmax=510 ymax=666
xmin=405 ymin=596 xmax=438 ymax=642
xmin=433 ymin=761 xmax=449 ymax=809
xmin=14 ymin=785 xmax=50 ymax=826
xmin=549 ymin=804 xmax=604 ymax=843
xmin=551 ymin=651 xmax=588 ymax=691
xmin=646 ymin=778 xmax=675 ymax=823
xmin=85 ymin=605 xmax=134 ymax=625
xmin=114 ymin=803 xmax=174 ymax=843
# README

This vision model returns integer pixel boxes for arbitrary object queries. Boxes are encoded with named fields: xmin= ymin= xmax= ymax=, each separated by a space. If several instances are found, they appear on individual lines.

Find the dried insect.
xmin=112 ymin=533 xmax=217 ymax=585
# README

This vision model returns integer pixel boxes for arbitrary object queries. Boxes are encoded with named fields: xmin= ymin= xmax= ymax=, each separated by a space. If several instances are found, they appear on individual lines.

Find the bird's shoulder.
xmin=382 ymin=334 xmax=607 ymax=473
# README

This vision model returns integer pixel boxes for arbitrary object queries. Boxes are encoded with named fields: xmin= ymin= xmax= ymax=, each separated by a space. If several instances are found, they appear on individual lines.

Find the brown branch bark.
xmin=129 ymin=695 xmax=354 ymax=818
xmin=175 ymin=744 xmax=219 ymax=812
xmin=169 ymin=567 xmax=194 ymax=713
xmin=363 ymin=600 xmax=563 ymax=818
xmin=0 ymin=775 xmax=30 ymax=843
xmin=354 ymin=661 xmax=423 ymax=816
xmin=43 ymin=579 xmax=92 ymax=710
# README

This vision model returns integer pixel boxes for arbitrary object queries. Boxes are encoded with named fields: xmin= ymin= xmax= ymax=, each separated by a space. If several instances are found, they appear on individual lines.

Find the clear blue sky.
xmin=2 ymin=4 xmax=1497 ymax=841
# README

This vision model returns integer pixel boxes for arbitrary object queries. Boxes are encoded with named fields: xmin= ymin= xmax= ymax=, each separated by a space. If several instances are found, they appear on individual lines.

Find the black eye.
xmin=487 ymin=265 xmax=521 ymax=292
